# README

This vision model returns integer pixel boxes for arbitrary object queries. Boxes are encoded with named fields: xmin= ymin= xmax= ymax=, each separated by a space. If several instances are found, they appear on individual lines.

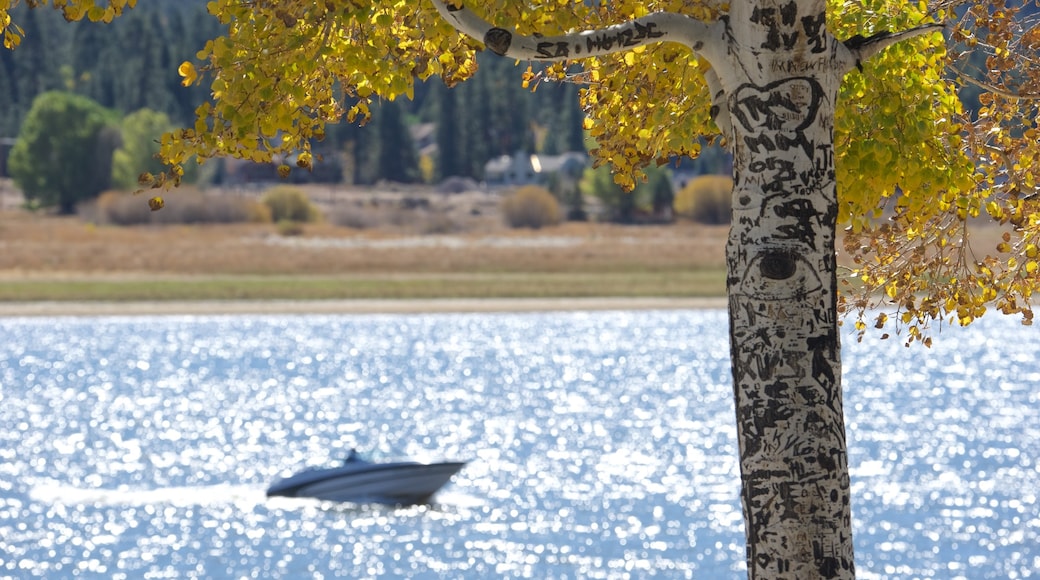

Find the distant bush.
xmin=157 ymin=190 xmax=271 ymax=224
xmin=261 ymin=185 xmax=320 ymax=223
xmin=326 ymin=198 xmax=470 ymax=234
xmin=92 ymin=191 xmax=152 ymax=225
xmin=276 ymin=219 xmax=305 ymax=236
xmin=501 ymin=185 xmax=561 ymax=229
xmin=327 ymin=203 xmax=384 ymax=230
xmin=416 ymin=213 xmax=463 ymax=235
xmin=674 ymin=175 xmax=733 ymax=224
xmin=91 ymin=188 xmax=270 ymax=225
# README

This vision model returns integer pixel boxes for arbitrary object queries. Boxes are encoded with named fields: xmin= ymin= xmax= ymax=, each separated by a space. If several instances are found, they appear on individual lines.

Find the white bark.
xmin=431 ymin=2 xmax=941 ymax=578
xmin=431 ymin=2 xmax=717 ymax=61
xmin=718 ymin=4 xmax=855 ymax=577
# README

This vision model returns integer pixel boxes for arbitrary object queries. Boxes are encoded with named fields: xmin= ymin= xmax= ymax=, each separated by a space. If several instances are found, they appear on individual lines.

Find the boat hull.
xmin=267 ymin=461 xmax=466 ymax=505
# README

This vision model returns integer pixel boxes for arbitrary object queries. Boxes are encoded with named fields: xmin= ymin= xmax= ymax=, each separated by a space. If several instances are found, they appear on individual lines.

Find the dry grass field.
xmin=0 ymin=183 xmax=730 ymax=303
xmin=0 ymin=181 xmax=1009 ymax=306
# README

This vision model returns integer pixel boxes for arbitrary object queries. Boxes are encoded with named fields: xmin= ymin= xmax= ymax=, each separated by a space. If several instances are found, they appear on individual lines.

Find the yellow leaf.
xmin=87 ymin=6 xmax=106 ymax=22
xmin=178 ymin=61 xmax=198 ymax=87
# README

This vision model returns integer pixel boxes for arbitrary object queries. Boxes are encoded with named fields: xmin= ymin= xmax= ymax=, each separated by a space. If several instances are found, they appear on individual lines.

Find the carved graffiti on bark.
xmin=724 ymin=34 xmax=849 ymax=575
xmin=738 ymin=252 xmax=823 ymax=300
xmin=748 ymin=2 xmax=826 ymax=53
xmin=533 ymin=20 xmax=665 ymax=59
xmin=733 ymin=77 xmax=823 ymax=157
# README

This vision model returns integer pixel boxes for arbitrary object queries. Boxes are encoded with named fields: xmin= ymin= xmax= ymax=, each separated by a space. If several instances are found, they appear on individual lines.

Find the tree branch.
xmin=702 ymin=67 xmax=733 ymax=148
xmin=431 ymin=0 xmax=715 ymax=61
xmin=843 ymin=23 xmax=944 ymax=69
xmin=949 ymin=64 xmax=1040 ymax=100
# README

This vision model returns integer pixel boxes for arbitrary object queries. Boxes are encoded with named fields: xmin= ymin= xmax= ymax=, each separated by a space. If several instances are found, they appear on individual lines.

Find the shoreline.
xmin=0 ymin=296 xmax=728 ymax=317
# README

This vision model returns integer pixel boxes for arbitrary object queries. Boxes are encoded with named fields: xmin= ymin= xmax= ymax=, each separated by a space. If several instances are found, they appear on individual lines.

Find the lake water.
xmin=0 ymin=310 xmax=1036 ymax=579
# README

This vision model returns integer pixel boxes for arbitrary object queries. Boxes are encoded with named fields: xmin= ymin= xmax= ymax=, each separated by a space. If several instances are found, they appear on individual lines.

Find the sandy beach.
xmin=0 ymin=296 xmax=728 ymax=317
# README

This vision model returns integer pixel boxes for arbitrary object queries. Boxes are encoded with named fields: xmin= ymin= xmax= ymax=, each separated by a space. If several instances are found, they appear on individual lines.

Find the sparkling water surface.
xmin=0 ymin=310 xmax=1036 ymax=578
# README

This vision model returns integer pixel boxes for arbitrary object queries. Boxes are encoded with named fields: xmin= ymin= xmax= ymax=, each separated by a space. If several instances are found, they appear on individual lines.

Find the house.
xmin=484 ymin=151 xmax=588 ymax=188
xmin=409 ymin=123 xmax=438 ymax=158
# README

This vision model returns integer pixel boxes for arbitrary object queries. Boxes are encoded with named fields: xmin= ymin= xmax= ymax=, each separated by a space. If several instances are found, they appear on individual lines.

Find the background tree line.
xmin=0 ymin=0 xmax=592 ymax=187
xmin=0 ymin=1 xmax=214 ymax=138
xmin=0 ymin=0 xmax=740 ymax=222
xmin=0 ymin=0 xmax=1023 ymax=208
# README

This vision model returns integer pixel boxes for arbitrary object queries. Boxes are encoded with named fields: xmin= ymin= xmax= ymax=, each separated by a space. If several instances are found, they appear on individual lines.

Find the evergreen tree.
xmin=459 ymin=66 xmax=489 ymax=178
xmin=0 ymin=8 xmax=59 ymax=135
xmin=433 ymin=82 xmax=462 ymax=179
xmin=0 ymin=45 xmax=18 ymax=136
xmin=0 ymin=0 xmax=218 ymax=135
xmin=349 ymin=100 xmax=420 ymax=185
xmin=112 ymin=11 xmax=174 ymax=115
xmin=70 ymin=14 xmax=118 ymax=108
xmin=0 ymin=1 xmax=589 ymax=181
xmin=374 ymin=100 xmax=419 ymax=183
xmin=647 ymin=165 xmax=675 ymax=217
xmin=556 ymin=84 xmax=587 ymax=154
xmin=160 ymin=4 xmax=223 ymax=125
xmin=12 ymin=9 xmax=53 ymax=98
xmin=490 ymin=58 xmax=532 ymax=155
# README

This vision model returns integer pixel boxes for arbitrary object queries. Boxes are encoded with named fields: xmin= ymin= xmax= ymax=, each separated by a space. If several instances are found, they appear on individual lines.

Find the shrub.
xmin=93 ymin=190 xmax=153 ymax=225
xmin=326 ymin=203 xmax=386 ymax=230
xmin=416 ymin=212 xmax=462 ymax=234
xmin=501 ymin=185 xmax=561 ymax=229
xmin=91 ymin=188 xmax=270 ymax=225
xmin=674 ymin=175 xmax=733 ymax=224
xmin=261 ymin=185 xmax=320 ymax=223
xmin=245 ymin=200 xmax=274 ymax=223
xmin=276 ymin=219 xmax=305 ymax=236
xmin=155 ymin=189 xmax=269 ymax=224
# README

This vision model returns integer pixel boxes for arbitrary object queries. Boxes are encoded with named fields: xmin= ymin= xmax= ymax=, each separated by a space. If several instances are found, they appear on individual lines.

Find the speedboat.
xmin=266 ymin=449 xmax=466 ymax=505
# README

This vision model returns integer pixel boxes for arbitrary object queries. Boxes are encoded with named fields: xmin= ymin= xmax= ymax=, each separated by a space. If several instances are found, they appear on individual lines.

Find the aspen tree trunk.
xmin=713 ymin=2 xmax=854 ymax=577
xmin=431 ymin=1 xmax=938 ymax=577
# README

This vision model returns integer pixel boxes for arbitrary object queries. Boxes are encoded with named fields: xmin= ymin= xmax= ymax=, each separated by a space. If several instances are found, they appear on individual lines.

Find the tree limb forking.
xmin=842 ymin=22 xmax=945 ymax=71
xmin=430 ymin=0 xmax=716 ymax=62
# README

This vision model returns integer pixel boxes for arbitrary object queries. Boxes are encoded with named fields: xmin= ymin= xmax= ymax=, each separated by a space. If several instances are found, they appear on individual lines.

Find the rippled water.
xmin=0 ymin=310 xmax=1036 ymax=578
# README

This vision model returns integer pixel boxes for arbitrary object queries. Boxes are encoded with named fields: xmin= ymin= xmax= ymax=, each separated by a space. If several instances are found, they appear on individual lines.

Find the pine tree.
xmin=372 ymin=100 xmax=419 ymax=183
xmin=0 ymin=45 xmax=18 ymax=136
xmin=558 ymin=84 xmax=587 ymax=154
xmin=433 ymin=82 xmax=462 ymax=180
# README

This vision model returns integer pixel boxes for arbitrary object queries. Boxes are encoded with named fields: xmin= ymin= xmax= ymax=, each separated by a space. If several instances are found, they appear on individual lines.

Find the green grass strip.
xmin=0 ymin=270 xmax=727 ymax=302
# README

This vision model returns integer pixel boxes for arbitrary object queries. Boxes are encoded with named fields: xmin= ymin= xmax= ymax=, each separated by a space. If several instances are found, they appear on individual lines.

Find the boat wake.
xmin=27 ymin=480 xmax=483 ymax=510
xmin=28 ymin=480 xmax=267 ymax=507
